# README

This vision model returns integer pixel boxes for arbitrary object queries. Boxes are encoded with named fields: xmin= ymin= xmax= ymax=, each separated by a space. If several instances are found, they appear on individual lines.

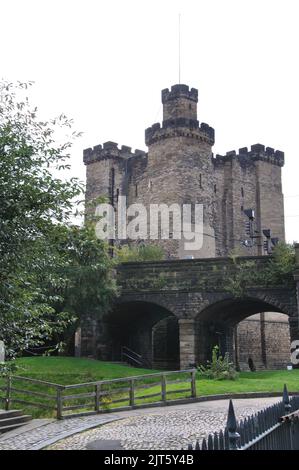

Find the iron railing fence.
xmin=187 ymin=385 xmax=299 ymax=450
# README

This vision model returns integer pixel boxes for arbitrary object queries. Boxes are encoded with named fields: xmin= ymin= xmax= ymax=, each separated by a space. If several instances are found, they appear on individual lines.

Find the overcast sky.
xmin=1 ymin=0 xmax=298 ymax=242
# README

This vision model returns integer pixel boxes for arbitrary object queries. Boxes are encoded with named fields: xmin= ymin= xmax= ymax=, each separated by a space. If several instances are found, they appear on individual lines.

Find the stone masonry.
xmin=84 ymin=83 xmax=285 ymax=259
xmin=79 ymin=254 xmax=299 ymax=370
xmin=81 ymin=83 xmax=295 ymax=370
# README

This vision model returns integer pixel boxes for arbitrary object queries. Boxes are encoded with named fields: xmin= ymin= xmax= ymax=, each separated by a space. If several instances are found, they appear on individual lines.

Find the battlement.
xmin=162 ymin=84 xmax=198 ymax=103
xmin=145 ymin=118 xmax=214 ymax=146
xmin=214 ymin=143 xmax=284 ymax=167
xmin=83 ymin=141 xmax=147 ymax=165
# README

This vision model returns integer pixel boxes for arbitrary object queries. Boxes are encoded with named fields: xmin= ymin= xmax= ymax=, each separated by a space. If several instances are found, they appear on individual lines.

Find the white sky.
xmin=1 ymin=0 xmax=298 ymax=242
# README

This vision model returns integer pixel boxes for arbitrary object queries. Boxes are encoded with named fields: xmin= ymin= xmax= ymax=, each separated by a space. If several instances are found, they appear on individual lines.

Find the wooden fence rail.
xmin=0 ymin=369 xmax=197 ymax=419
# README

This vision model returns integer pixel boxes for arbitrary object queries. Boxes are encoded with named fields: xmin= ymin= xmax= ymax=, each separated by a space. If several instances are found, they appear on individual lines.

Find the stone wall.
xmin=214 ymin=147 xmax=285 ymax=257
xmin=236 ymin=313 xmax=291 ymax=370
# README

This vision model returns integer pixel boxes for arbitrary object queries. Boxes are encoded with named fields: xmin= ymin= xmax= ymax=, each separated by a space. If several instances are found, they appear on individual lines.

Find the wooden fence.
xmin=0 ymin=369 xmax=197 ymax=419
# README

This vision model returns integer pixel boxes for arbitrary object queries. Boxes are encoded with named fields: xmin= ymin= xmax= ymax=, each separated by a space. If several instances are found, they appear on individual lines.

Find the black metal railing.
xmin=121 ymin=346 xmax=151 ymax=368
xmin=187 ymin=385 xmax=299 ymax=450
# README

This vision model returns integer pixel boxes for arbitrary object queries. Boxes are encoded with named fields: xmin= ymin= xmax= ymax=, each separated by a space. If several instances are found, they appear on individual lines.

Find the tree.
xmin=49 ymin=222 xmax=118 ymax=351
xmin=0 ymin=81 xmax=116 ymax=358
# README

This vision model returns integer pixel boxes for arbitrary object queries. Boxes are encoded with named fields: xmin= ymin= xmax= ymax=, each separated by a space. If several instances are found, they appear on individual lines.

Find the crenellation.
xmin=162 ymin=84 xmax=198 ymax=103
xmin=145 ymin=118 xmax=214 ymax=146
xmin=83 ymin=141 xmax=147 ymax=165
xmin=251 ymin=143 xmax=265 ymax=153
xmin=120 ymin=145 xmax=131 ymax=152
xmin=134 ymin=149 xmax=147 ymax=157
xmin=214 ymin=144 xmax=284 ymax=167
xmin=103 ymin=141 xmax=118 ymax=150
xmin=266 ymin=147 xmax=274 ymax=155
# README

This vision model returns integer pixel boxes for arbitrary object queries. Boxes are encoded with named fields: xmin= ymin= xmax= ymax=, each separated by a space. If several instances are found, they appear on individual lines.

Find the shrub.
xmin=197 ymin=345 xmax=239 ymax=380
xmin=116 ymin=244 xmax=164 ymax=262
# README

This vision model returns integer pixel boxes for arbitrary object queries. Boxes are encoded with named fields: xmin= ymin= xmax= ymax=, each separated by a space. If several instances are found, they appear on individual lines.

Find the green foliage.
xmin=50 ymin=222 xmax=118 ymax=321
xmin=0 ymin=361 xmax=18 ymax=377
xmin=265 ymin=242 xmax=296 ymax=285
xmin=225 ymin=242 xmax=296 ymax=298
xmin=116 ymin=244 xmax=165 ymax=262
xmin=197 ymin=345 xmax=239 ymax=380
xmin=225 ymin=260 xmax=257 ymax=298
xmin=0 ymin=81 xmax=116 ymax=358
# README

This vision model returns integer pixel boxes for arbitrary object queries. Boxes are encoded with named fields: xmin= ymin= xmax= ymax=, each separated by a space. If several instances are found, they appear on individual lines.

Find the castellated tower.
xmin=142 ymin=84 xmax=216 ymax=258
xmin=83 ymin=83 xmax=285 ymax=260
xmin=81 ymin=83 xmax=290 ymax=371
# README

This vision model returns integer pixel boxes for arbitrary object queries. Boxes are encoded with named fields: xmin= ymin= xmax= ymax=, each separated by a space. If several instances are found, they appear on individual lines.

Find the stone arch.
xmin=103 ymin=299 xmax=179 ymax=368
xmin=117 ymin=293 xmax=181 ymax=318
xmin=196 ymin=293 xmax=291 ymax=324
xmin=192 ymin=294 xmax=292 ymax=369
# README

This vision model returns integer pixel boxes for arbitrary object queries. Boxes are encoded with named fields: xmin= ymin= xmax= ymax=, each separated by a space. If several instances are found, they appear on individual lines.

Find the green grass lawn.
xmin=1 ymin=357 xmax=298 ymax=419
xmin=14 ymin=356 xmax=158 ymax=383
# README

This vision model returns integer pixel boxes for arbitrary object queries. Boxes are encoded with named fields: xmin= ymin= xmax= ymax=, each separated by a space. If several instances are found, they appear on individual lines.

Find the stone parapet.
xmin=83 ymin=141 xmax=147 ymax=165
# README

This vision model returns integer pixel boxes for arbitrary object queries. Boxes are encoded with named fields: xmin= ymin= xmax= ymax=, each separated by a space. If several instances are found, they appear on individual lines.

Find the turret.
xmin=162 ymin=84 xmax=198 ymax=121
xmin=145 ymin=84 xmax=214 ymax=147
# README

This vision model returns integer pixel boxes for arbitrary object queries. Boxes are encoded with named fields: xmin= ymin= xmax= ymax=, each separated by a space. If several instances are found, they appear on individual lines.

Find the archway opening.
xmin=195 ymin=297 xmax=291 ymax=370
xmin=103 ymin=301 xmax=179 ymax=369
xmin=235 ymin=312 xmax=291 ymax=371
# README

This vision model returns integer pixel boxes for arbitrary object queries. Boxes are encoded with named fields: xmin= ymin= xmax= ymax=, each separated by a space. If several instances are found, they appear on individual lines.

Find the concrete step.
xmin=0 ymin=414 xmax=32 ymax=428
xmin=0 ymin=422 xmax=31 ymax=434
xmin=0 ymin=410 xmax=32 ymax=434
xmin=0 ymin=410 xmax=24 ymax=420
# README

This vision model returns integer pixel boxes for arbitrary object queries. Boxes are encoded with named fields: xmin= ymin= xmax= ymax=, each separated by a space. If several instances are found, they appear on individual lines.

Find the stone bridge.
xmin=80 ymin=248 xmax=299 ymax=370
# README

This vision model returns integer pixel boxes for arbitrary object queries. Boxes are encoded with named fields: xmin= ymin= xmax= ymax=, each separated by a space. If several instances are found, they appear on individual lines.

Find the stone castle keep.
xmin=82 ymin=84 xmax=291 ymax=370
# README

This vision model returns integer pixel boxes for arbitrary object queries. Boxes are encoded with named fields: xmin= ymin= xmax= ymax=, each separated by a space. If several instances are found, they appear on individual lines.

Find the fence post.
xmin=5 ymin=375 xmax=11 ymax=411
xmin=283 ymin=384 xmax=291 ymax=413
xmin=161 ymin=374 xmax=166 ymax=403
xmin=129 ymin=379 xmax=135 ymax=407
xmin=191 ymin=370 xmax=196 ymax=398
xmin=283 ymin=384 xmax=294 ymax=450
xmin=227 ymin=399 xmax=240 ymax=449
xmin=95 ymin=383 xmax=101 ymax=413
xmin=56 ymin=386 xmax=63 ymax=420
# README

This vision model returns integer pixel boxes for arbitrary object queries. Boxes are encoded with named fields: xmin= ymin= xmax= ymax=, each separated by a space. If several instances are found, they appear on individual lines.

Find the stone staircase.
xmin=0 ymin=410 xmax=32 ymax=434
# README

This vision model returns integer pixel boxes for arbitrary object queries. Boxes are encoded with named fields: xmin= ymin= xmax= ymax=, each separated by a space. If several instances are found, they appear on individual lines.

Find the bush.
xmin=116 ymin=244 xmax=165 ymax=262
xmin=197 ymin=345 xmax=239 ymax=380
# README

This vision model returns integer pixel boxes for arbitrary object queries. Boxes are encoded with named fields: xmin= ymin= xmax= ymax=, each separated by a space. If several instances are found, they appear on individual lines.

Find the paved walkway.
xmin=0 ymin=397 xmax=282 ymax=450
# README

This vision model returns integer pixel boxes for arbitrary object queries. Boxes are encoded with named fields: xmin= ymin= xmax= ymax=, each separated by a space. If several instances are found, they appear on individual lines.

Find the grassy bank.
xmin=1 ymin=357 xmax=298 ymax=418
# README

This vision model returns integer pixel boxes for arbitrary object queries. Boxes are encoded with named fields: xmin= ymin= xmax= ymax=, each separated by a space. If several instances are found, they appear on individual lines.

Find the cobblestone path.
xmin=0 ymin=397 xmax=281 ymax=450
